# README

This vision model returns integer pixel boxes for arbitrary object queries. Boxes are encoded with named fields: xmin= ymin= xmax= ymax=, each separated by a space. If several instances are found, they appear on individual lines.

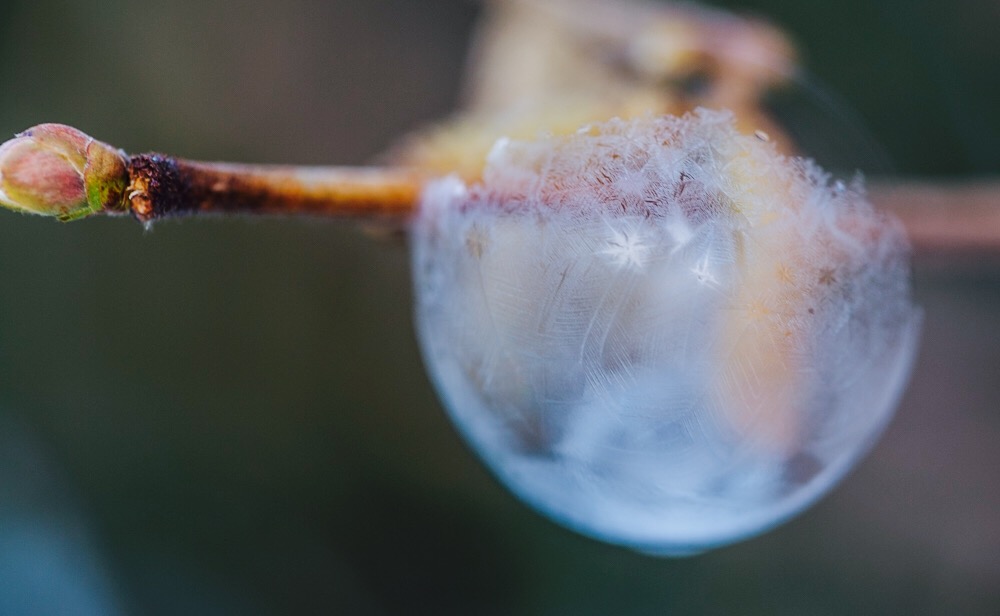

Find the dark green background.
xmin=0 ymin=1 xmax=997 ymax=614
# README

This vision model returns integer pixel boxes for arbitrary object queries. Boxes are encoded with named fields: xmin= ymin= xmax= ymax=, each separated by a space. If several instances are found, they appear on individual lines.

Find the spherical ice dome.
xmin=410 ymin=109 xmax=920 ymax=555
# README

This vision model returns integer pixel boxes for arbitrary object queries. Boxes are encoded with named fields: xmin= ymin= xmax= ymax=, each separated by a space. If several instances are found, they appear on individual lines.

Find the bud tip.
xmin=0 ymin=124 xmax=129 ymax=221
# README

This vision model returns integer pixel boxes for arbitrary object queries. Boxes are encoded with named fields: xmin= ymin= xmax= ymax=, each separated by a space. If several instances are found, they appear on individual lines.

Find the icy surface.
xmin=411 ymin=110 xmax=920 ymax=554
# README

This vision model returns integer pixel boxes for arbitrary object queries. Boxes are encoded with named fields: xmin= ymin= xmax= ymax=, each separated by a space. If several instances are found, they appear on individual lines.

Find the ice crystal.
xmin=412 ymin=109 xmax=920 ymax=554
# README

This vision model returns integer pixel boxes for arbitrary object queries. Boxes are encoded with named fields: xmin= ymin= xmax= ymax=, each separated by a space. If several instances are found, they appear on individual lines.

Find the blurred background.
xmin=0 ymin=0 xmax=997 ymax=614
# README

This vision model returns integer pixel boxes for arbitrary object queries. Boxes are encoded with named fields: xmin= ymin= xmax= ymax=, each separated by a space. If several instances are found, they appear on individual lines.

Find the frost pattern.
xmin=412 ymin=109 xmax=920 ymax=554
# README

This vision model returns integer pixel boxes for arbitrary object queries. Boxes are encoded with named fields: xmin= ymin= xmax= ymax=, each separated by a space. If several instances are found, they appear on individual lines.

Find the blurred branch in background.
xmin=395 ymin=0 xmax=1000 ymax=262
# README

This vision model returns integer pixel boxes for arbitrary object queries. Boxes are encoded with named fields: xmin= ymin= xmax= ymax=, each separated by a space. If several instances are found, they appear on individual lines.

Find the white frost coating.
xmin=411 ymin=109 xmax=921 ymax=555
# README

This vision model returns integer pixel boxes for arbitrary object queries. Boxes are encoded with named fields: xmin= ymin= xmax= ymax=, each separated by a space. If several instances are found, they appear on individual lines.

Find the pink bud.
xmin=0 ymin=124 xmax=129 ymax=220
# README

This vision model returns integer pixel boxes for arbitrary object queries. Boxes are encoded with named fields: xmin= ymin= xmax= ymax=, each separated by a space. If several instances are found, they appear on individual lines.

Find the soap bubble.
xmin=411 ymin=109 xmax=920 ymax=555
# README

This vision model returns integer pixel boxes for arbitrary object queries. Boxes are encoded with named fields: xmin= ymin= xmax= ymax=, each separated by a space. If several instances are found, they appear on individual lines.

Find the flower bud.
xmin=0 ymin=124 xmax=129 ymax=221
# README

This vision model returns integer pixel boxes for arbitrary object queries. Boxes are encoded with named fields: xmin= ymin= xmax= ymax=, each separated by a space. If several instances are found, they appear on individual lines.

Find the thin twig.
xmin=2 ymin=124 xmax=997 ymax=257
xmin=125 ymin=156 xmax=426 ymax=223
xmin=133 ymin=157 xmax=1000 ymax=260
xmin=869 ymin=180 xmax=1000 ymax=257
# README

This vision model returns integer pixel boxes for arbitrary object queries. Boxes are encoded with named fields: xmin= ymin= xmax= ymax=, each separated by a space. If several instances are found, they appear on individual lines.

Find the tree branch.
xmin=869 ymin=180 xmax=1000 ymax=257
xmin=2 ymin=124 xmax=997 ymax=259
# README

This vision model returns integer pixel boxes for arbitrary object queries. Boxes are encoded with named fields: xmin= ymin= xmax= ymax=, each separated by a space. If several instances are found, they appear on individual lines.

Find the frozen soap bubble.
xmin=411 ymin=109 xmax=920 ymax=555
